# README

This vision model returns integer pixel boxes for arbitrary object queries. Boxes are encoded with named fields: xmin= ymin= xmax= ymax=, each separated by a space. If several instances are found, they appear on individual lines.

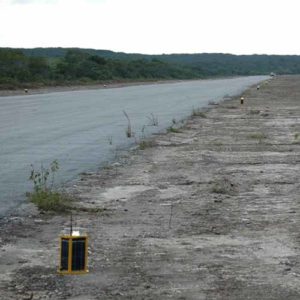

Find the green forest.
xmin=1 ymin=47 xmax=300 ymax=89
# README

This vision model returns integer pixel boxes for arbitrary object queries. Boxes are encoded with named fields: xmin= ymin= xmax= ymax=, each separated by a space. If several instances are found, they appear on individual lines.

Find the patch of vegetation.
xmin=248 ymin=132 xmax=267 ymax=141
xmin=248 ymin=109 xmax=260 ymax=115
xmin=192 ymin=108 xmax=207 ymax=118
xmin=29 ymin=190 xmax=71 ymax=212
xmin=211 ymin=139 xmax=223 ymax=146
xmin=293 ymin=133 xmax=300 ymax=144
xmin=139 ymin=139 xmax=156 ymax=150
xmin=167 ymin=126 xmax=182 ymax=133
xmin=28 ymin=160 xmax=72 ymax=212
xmin=102 ymin=162 xmax=113 ymax=170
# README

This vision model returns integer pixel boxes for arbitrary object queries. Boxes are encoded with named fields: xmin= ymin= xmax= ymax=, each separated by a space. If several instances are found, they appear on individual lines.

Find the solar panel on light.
xmin=58 ymin=234 xmax=88 ymax=275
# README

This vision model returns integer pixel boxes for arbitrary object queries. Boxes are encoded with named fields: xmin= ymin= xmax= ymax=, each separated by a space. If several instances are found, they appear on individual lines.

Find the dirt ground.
xmin=1 ymin=75 xmax=300 ymax=299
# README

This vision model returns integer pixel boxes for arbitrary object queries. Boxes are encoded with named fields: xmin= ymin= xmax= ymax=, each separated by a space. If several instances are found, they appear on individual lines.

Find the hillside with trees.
xmin=1 ymin=47 xmax=300 ymax=89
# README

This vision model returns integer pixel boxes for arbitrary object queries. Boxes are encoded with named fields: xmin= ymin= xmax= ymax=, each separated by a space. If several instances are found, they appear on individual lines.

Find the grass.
xmin=139 ymin=140 xmax=156 ymax=150
xmin=29 ymin=190 xmax=72 ymax=212
xmin=211 ymin=139 xmax=223 ymax=146
xmin=293 ymin=133 xmax=300 ymax=144
xmin=192 ymin=108 xmax=207 ymax=118
xmin=248 ymin=109 xmax=260 ymax=115
xmin=102 ymin=162 xmax=113 ymax=170
xmin=28 ymin=160 xmax=73 ymax=212
xmin=248 ymin=133 xmax=267 ymax=140
xmin=167 ymin=126 xmax=182 ymax=133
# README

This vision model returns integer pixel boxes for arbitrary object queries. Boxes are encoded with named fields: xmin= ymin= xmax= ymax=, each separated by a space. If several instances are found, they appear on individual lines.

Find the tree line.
xmin=1 ymin=47 xmax=300 ymax=89
xmin=0 ymin=48 xmax=201 ymax=89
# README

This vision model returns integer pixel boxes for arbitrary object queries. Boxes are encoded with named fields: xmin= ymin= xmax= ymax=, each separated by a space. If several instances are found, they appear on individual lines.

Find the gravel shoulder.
xmin=1 ymin=75 xmax=300 ymax=299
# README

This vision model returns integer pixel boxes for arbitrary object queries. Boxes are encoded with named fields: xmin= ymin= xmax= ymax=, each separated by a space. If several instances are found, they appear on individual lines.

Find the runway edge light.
xmin=58 ymin=214 xmax=89 ymax=275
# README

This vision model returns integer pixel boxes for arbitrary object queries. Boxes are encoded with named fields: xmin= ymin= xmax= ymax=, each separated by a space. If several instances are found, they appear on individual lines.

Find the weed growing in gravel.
xmin=248 ymin=132 xmax=267 ymax=142
xmin=293 ymin=133 xmax=300 ymax=144
xmin=139 ymin=139 xmax=156 ymax=150
xmin=28 ymin=160 xmax=71 ymax=212
xmin=107 ymin=135 xmax=113 ymax=145
xmin=192 ymin=108 xmax=207 ymax=118
xmin=29 ymin=190 xmax=71 ymax=212
xmin=248 ymin=110 xmax=260 ymax=115
xmin=101 ymin=160 xmax=114 ymax=170
xmin=147 ymin=113 xmax=159 ymax=126
xmin=211 ymin=139 xmax=223 ymax=146
xmin=167 ymin=126 xmax=182 ymax=133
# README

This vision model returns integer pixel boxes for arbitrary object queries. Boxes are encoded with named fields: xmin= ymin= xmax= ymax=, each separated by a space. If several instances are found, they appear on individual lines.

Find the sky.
xmin=0 ymin=0 xmax=300 ymax=55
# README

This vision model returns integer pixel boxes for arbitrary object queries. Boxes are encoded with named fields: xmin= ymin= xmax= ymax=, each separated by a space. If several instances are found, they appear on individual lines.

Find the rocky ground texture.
xmin=1 ymin=75 xmax=300 ymax=299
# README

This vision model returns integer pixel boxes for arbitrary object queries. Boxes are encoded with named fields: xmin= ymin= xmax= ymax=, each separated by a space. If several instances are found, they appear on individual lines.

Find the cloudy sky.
xmin=0 ymin=0 xmax=299 ymax=55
